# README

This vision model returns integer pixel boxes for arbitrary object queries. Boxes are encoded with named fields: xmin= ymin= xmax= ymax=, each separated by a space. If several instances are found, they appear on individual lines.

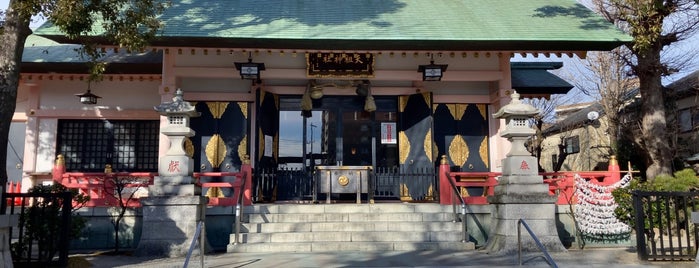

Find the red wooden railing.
xmin=57 ymin=171 xmax=156 ymax=207
xmin=439 ymin=155 xmax=624 ymax=205
xmin=26 ymin=154 xmax=624 ymax=207
xmin=193 ymin=163 xmax=252 ymax=206
xmin=48 ymin=155 xmax=253 ymax=207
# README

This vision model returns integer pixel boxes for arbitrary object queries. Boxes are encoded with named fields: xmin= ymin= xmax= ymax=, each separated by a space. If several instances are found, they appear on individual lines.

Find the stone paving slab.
xmin=75 ymin=247 xmax=697 ymax=268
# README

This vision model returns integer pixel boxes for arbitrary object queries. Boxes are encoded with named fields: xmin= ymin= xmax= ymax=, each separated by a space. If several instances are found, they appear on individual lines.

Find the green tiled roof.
xmin=35 ymin=0 xmax=631 ymax=51
xmin=21 ymin=35 xmax=162 ymax=74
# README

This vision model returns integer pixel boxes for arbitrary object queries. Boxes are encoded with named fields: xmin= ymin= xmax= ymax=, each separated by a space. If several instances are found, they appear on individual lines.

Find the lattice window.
xmin=169 ymin=116 xmax=184 ymax=125
xmin=512 ymin=118 xmax=527 ymax=127
xmin=57 ymin=120 xmax=159 ymax=172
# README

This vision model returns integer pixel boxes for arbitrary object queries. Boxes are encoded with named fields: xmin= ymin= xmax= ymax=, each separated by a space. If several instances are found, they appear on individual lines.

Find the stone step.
xmin=241 ymin=221 xmax=462 ymax=233
xmin=227 ymin=203 xmax=473 ymax=253
xmin=227 ymin=241 xmax=475 ymax=253
xmin=246 ymin=212 xmax=455 ymax=223
xmin=243 ymin=203 xmax=456 ymax=214
xmin=238 ymin=231 xmax=464 ymax=243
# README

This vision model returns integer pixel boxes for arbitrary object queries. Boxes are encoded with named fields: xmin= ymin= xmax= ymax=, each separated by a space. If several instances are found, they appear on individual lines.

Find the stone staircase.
xmin=226 ymin=203 xmax=476 ymax=253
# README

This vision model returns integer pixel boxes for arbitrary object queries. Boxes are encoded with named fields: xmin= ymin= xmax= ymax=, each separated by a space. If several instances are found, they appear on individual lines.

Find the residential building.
xmin=540 ymin=70 xmax=699 ymax=174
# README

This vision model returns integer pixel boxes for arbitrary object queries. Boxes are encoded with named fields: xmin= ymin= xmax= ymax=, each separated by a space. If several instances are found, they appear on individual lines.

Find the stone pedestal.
xmin=484 ymin=184 xmax=566 ymax=253
xmin=135 ymin=196 xmax=207 ymax=257
xmin=486 ymin=91 xmax=566 ymax=254
xmin=137 ymin=88 xmax=207 ymax=257
xmin=0 ymin=214 xmax=18 ymax=268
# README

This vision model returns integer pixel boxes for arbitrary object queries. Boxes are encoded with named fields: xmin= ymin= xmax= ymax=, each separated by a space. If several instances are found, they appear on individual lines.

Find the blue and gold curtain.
xmin=256 ymin=89 xmax=279 ymax=201
xmin=189 ymin=101 xmax=250 ymax=197
xmin=398 ymin=92 xmax=435 ymax=201
xmin=433 ymin=103 xmax=489 ymax=172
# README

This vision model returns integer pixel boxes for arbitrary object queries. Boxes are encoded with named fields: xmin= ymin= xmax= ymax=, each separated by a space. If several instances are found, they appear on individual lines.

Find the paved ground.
xmin=73 ymin=247 xmax=697 ymax=268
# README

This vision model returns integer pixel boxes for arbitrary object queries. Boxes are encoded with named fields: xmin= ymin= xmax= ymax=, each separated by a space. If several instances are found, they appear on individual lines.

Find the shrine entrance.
xmin=267 ymin=95 xmax=399 ymax=202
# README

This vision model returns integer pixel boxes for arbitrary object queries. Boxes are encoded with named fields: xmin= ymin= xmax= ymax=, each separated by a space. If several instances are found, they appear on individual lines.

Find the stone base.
xmin=484 ymin=180 xmax=565 ymax=254
xmin=149 ymin=176 xmax=200 ymax=196
xmin=0 ymin=215 xmax=18 ymax=268
xmin=484 ymin=200 xmax=566 ymax=254
xmin=135 ymin=196 xmax=208 ymax=257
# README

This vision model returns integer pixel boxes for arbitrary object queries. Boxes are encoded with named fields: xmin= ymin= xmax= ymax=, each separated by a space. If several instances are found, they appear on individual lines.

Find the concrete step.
xmin=243 ymin=203 xmax=456 ymax=214
xmin=239 ymin=231 xmax=464 ymax=243
xmin=246 ymin=212 xmax=455 ymax=223
xmin=228 ymin=203 xmax=473 ymax=253
xmin=227 ymin=241 xmax=475 ymax=253
xmin=241 ymin=221 xmax=462 ymax=233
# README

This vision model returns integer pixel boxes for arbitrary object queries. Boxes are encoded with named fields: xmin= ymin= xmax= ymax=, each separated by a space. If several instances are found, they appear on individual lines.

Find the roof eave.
xmin=35 ymin=35 xmax=629 ymax=52
xmin=21 ymin=62 xmax=162 ymax=74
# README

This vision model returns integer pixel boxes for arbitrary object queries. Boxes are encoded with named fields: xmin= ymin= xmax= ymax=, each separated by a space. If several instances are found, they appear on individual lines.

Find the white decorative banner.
xmin=381 ymin=122 xmax=397 ymax=144
xmin=264 ymin=135 xmax=274 ymax=157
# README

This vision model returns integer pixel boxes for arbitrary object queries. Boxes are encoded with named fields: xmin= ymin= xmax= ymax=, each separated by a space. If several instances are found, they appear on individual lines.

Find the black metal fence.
xmin=1 ymin=191 xmax=73 ymax=268
xmin=254 ymin=166 xmax=437 ymax=202
xmin=633 ymin=190 xmax=699 ymax=261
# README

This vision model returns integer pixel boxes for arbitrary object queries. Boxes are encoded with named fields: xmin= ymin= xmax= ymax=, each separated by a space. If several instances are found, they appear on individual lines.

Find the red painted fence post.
xmin=439 ymin=155 xmax=453 ymax=205
xmin=52 ymin=154 xmax=66 ymax=183
xmin=606 ymin=155 xmax=621 ymax=184
xmin=242 ymin=156 xmax=253 ymax=205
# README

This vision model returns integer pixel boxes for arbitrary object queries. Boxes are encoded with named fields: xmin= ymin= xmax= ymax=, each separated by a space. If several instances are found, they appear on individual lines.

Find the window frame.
xmin=678 ymin=108 xmax=692 ymax=133
xmin=564 ymin=135 xmax=580 ymax=154
xmin=57 ymin=119 xmax=160 ymax=172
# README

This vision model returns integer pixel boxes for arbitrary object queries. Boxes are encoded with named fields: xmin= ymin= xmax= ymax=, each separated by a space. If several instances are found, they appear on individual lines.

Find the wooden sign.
xmin=307 ymin=53 xmax=374 ymax=78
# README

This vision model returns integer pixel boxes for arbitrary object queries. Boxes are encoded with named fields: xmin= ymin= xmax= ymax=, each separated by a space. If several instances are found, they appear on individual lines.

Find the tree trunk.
xmin=114 ymin=215 xmax=122 ymax=253
xmin=637 ymin=49 xmax=673 ymax=180
xmin=554 ymin=143 xmax=569 ymax=172
xmin=0 ymin=1 xmax=32 ymax=186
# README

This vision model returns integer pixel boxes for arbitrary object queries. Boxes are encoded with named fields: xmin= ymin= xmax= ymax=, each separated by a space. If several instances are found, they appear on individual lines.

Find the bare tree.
xmin=523 ymin=94 xmax=575 ymax=171
xmin=590 ymin=0 xmax=699 ymax=179
xmin=103 ymin=171 xmax=149 ymax=253
xmin=568 ymin=50 xmax=639 ymax=157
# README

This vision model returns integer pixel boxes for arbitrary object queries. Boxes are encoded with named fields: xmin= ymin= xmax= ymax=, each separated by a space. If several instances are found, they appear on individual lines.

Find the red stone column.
xmin=439 ymin=155 xmax=453 ymax=205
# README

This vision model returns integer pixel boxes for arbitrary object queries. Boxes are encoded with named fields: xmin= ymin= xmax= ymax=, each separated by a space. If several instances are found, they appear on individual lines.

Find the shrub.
xmin=612 ymin=168 xmax=699 ymax=230
xmin=11 ymin=184 xmax=89 ymax=262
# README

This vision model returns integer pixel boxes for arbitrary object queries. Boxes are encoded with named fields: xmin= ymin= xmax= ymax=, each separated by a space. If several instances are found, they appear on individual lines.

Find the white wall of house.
xmin=540 ymin=116 xmax=612 ymax=172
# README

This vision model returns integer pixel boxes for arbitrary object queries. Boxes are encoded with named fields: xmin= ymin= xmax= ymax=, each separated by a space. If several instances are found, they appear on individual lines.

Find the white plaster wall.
xmin=179 ymin=77 xmax=250 ymax=93
xmin=173 ymin=51 xmax=501 ymax=71
xmin=36 ymin=119 xmax=57 ymax=173
xmin=37 ymin=79 xmax=160 ymax=110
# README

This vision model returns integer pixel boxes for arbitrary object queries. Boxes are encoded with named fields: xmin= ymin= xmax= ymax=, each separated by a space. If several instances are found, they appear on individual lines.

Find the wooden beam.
xmin=172 ymin=67 xmax=503 ymax=82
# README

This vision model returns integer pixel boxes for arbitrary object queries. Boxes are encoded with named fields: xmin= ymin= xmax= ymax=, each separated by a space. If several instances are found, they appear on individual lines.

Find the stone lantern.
xmin=491 ymin=91 xmax=541 ymax=184
xmin=484 ymin=90 xmax=565 ymax=254
xmin=136 ymin=88 xmax=207 ymax=257
xmin=492 ymin=91 xmax=538 ymax=157
xmin=152 ymin=88 xmax=201 ymax=195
